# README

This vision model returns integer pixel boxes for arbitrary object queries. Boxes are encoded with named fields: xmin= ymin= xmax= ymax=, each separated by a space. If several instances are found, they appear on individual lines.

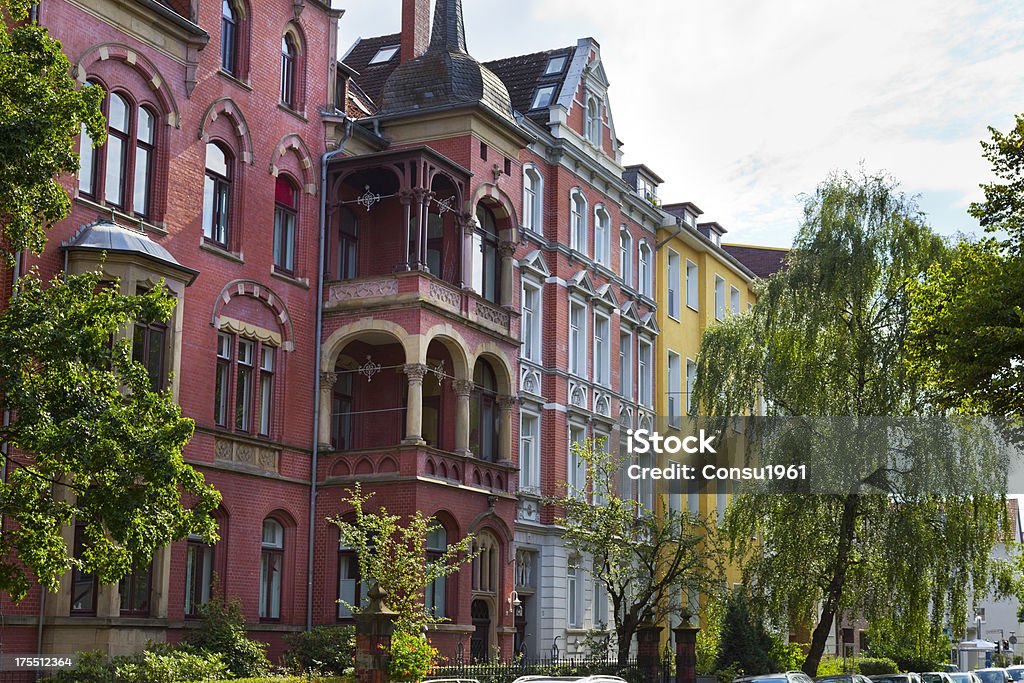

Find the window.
xmin=593 ymin=311 xmax=610 ymax=387
xmin=686 ymin=476 xmax=700 ymax=516
xmin=686 ymin=358 xmax=697 ymax=416
xmin=522 ymin=165 xmax=543 ymax=232
xmin=668 ymin=460 xmax=682 ymax=513
xmin=638 ymin=451 xmax=654 ymax=511
xmin=281 ymin=34 xmax=297 ymax=107
xmin=337 ymin=207 xmax=358 ymax=280
xmin=639 ymin=242 xmax=652 ymax=298
xmin=619 ymin=227 xmax=632 ymax=284
xmin=530 ymin=85 xmax=556 ymax=110
xmin=567 ymin=560 xmax=581 ymax=627
xmin=221 ymin=0 xmax=239 ymax=74
xmin=730 ymin=285 xmax=741 ymax=315
xmin=714 ymin=275 xmax=726 ymax=321
xmin=545 ymin=55 xmax=567 ymax=75
xmin=638 ymin=339 xmax=653 ymax=408
xmin=716 ymin=480 xmax=728 ymax=526
xmin=337 ymin=533 xmax=368 ymax=619
xmin=592 ymin=434 xmax=610 ymax=506
xmin=470 ymin=361 xmax=500 ymax=462
xmin=473 ymin=205 xmax=501 ymax=304
xmin=520 ymin=411 xmax=540 ymax=492
xmin=619 ymin=331 xmax=632 ymax=400
xmin=569 ymin=299 xmax=587 ymax=376
xmin=71 ymin=524 xmax=97 ymax=615
xmin=119 ymin=560 xmax=152 ymax=616
xmin=216 ymin=332 xmax=278 ymax=436
xmin=585 ymin=96 xmax=601 ymax=146
xmin=686 ymin=259 xmax=699 ymax=310
xmin=78 ymin=88 xmax=158 ymax=219
xmin=471 ymin=533 xmax=498 ymax=593
xmin=331 ymin=371 xmax=353 ymax=450
xmin=594 ymin=206 xmax=610 ymax=265
xmin=426 ymin=526 xmax=447 ymax=618
xmin=185 ymin=534 xmax=214 ymax=617
xmin=369 ymin=45 xmax=399 ymax=64
xmin=203 ymin=142 xmax=232 ymax=247
xmin=568 ymin=424 xmax=586 ymax=498
xmin=260 ymin=519 xmax=284 ymax=619
xmin=593 ymin=563 xmax=607 ymax=626
xmin=570 ymin=190 xmax=587 ymax=253
xmin=668 ymin=351 xmax=681 ymax=428
xmin=273 ymin=177 xmax=298 ymax=274
xmin=667 ymin=250 xmax=680 ymax=319
xmin=521 ymin=282 xmax=542 ymax=362
xmin=133 ymin=315 xmax=167 ymax=392
xmin=480 ymin=142 xmax=488 ymax=161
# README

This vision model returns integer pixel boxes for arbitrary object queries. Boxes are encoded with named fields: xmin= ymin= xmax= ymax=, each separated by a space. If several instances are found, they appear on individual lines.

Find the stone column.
xmin=399 ymin=190 xmax=414 ymax=271
xmin=402 ymin=364 xmax=427 ymax=446
xmin=673 ymin=624 xmax=700 ymax=683
xmin=318 ymin=371 xmax=338 ymax=448
xmin=453 ymin=379 xmax=474 ymax=456
xmin=462 ymin=213 xmax=477 ymax=292
xmin=355 ymin=584 xmax=398 ymax=683
xmin=498 ymin=239 xmax=517 ymax=308
xmin=411 ymin=188 xmax=427 ymax=270
xmin=636 ymin=623 xmax=665 ymax=683
xmin=497 ymin=394 xmax=516 ymax=464
xmin=420 ymin=190 xmax=435 ymax=269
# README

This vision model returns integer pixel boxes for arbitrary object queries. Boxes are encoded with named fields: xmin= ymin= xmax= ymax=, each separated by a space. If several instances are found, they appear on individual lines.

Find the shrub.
xmin=48 ymin=645 xmax=229 ymax=683
xmin=815 ymin=656 xmax=848 ymax=676
xmin=388 ymin=630 xmax=436 ymax=682
xmin=857 ymin=657 xmax=899 ymax=676
xmin=184 ymin=593 xmax=272 ymax=678
xmin=284 ymin=625 xmax=355 ymax=675
xmin=770 ymin=639 xmax=806 ymax=672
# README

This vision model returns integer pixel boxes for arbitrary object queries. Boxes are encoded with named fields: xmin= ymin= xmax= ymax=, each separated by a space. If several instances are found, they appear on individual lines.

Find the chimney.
xmin=400 ymin=0 xmax=430 ymax=63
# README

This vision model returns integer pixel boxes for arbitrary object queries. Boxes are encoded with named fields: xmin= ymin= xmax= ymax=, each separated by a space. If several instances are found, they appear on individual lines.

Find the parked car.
xmin=734 ymin=673 xmax=816 ymax=683
xmin=1005 ymin=667 xmax=1024 ymax=682
xmin=817 ymin=674 xmax=873 ymax=683
xmin=951 ymin=672 xmax=983 ymax=683
xmin=870 ymin=674 xmax=924 ymax=683
xmin=974 ymin=669 xmax=1012 ymax=683
xmin=923 ymin=672 xmax=958 ymax=683
xmin=511 ymin=677 xmax=629 ymax=683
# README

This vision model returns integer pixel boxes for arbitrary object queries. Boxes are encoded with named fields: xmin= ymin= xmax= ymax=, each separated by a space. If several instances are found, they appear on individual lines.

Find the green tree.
xmin=695 ymin=170 xmax=1007 ymax=676
xmin=1 ymin=0 xmax=105 ymax=258
xmin=554 ymin=438 xmax=723 ymax=665
xmin=714 ymin=588 xmax=775 ymax=677
xmin=907 ymin=114 xmax=1024 ymax=436
xmin=329 ymin=483 xmax=476 ymax=633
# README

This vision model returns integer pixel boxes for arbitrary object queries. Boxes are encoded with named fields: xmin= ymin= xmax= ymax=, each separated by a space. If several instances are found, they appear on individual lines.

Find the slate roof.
xmin=63 ymin=218 xmax=198 ymax=282
xmin=484 ymin=46 xmax=576 ymax=123
xmin=342 ymin=33 xmax=402 ymax=108
xmin=722 ymin=244 xmax=789 ymax=279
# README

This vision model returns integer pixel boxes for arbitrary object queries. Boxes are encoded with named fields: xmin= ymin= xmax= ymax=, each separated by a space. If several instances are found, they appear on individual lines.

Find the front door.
xmin=470 ymin=599 xmax=490 ymax=661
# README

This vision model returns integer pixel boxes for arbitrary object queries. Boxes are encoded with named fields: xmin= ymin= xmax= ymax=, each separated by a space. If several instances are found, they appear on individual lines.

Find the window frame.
xmin=568 ymin=298 xmax=588 ymax=377
xmin=667 ymin=249 xmax=681 ymax=319
xmin=686 ymin=259 xmax=699 ymax=311
xmin=686 ymin=357 xmax=697 ymax=416
xmin=619 ymin=329 xmax=633 ymax=400
xmin=133 ymin=315 xmax=168 ymax=392
xmin=619 ymin=226 xmax=632 ymax=285
xmin=569 ymin=189 xmax=588 ymax=254
xmin=259 ymin=518 xmax=284 ymax=621
xmin=203 ymin=141 xmax=233 ymax=249
xmin=593 ymin=205 xmax=610 ymax=266
xmin=638 ymin=338 xmax=653 ymax=408
xmin=521 ymin=279 xmax=542 ymax=363
xmin=567 ymin=559 xmax=581 ymax=627
xmin=185 ymin=534 xmax=215 ymax=618
xmin=714 ymin=275 xmax=726 ymax=321
xmin=473 ymin=204 xmax=502 ymax=304
xmin=593 ymin=309 xmax=611 ymax=387
xmin=215 ymin=331 xmax=279 ymax=439
xmin=638 ymin=242 xmax=652 ymax=298
xmin=273 ymin=176 xmax=299 ymax=275
xmin=119 ymin=559 xmax=153 ymax=617
xmin=730 ymin=285 xmax=741 ymax=316
xmin=522 ymin=164 xmax=543 ymax=232
xmin=667 ymin=351 xmax=681 ymax=428
xmin=280 ymin=33 xmax=298 ymax=108
xmin=70 ymin=524 xmax=98 ymax=616
xmin=519 ymin=409 xmax=540 ymax=492
xmin=221 ymin=0 xmax=240 ymax=75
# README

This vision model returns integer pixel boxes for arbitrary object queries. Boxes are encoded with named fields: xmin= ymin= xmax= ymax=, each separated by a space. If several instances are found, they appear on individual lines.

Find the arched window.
xmin=337 ymin=531 xmax=366 ymax=619
xmin=639 ymin=241 xmax=652 ymax=298
xmin=281 ymin=34 xmax=297 ymax=107
xmin=221 ymin=0 xmax=239 ymax=74
xmin=273 ymin=176 xmax=298 ymax=274
xmin=594 ymin=205 xmax=610 ymax=265
xmin=260 ymin=518 xmax=284 ymax=620
xmin=426 ymin=523 xmax=447 ymax=618
xmin=185 ymin=531 xmax=215 ymax=617
xmin=570 ymin=190 xmax=587 ymax=253
xmin=470 ymin=360 xmax=500 ymax=462
xmin=331 ymin=370 xmax=353 ymax=450
xmin=78 ymin=86 xmax=159 ymax=220
xmin=337 ymin=207 xmax=358 ymax=280
xmin=585 ymin=96 xmax=601 ymax=146
xmin=619 ymin=226 xmax=632 ymax=284
xmin=471 ymin=531 xmax=499 ymax=593
xmin=203 ymin=142 xmax=232 ymax=248
xmin=522 ymin=165 xmax=543 ymax=233
xmin=473 ymin=205 xmax=501 ymax=304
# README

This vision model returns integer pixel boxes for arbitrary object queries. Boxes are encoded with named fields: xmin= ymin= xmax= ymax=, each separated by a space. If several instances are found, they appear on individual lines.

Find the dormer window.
xmin=531 ymin=85 xmax=556 ymax=110
xmin=545 ymin=55 xmax=567 ymax=75
xmin=369 ymin=45 xmax=399 ymax=65
xmin=585 ymin=95 xmax=601 ymax=146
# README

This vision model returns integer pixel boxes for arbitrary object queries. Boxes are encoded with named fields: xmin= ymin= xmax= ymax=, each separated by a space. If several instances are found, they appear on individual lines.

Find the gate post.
xmin=673 ymin=624 xmax=700 ymax=683
xmin=355 ymin=584 xmax=398 ymax=683
xmin=636 ymin=623 xmax=665 ymax=683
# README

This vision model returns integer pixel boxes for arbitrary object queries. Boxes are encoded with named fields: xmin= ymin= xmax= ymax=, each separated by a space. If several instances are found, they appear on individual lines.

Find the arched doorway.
xmin=470 ymin=598 xmax=490 ymax=661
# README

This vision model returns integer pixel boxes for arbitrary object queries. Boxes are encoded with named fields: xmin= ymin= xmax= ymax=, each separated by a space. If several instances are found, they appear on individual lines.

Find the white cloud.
xmin=337 ymin=0 xmax=1024 ymax=247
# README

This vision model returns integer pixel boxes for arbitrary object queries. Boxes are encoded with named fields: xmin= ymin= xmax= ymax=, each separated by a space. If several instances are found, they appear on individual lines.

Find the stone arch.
xmin=354 ymin=458 xmax=374 ymax=475
xmin=269 ymin=133 xmax=316 ymax=195
xmin=330 ymin=459 xmax=351 ymax=477
xmin=378 ymin=456 xmax=398 ymax=474
xmin=74 ymin=42 xmax=180 ymax=127
xmin=422 ymin=324 xmax=471 ymax=380
xmin=471 ymin=183 xmax=519 ymax=243
xmin=211 ymin=280 xmax=296 ymax=351
xmin=468 ymin=514 xmax=514 ymax=545
xmin=199 ymin=98 xmax=255 ymax=164
xmin=321 ymin=319 xmax=417 ymax=372
xmin=470 ymin=343 xmax=515 ymax=396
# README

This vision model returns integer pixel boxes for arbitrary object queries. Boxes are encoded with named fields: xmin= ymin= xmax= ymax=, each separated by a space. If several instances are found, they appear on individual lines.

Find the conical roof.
xmin=379 ymin=0 xmax=514 ymax=118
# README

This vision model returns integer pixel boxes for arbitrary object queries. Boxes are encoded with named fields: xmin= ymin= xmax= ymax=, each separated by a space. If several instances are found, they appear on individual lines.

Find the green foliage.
xmin=695 ymin=169 xmax=1008 ymax=676
xmin=0 ymin=270 xmax=220 ymax=599
xmin=0 ymin=0 xmax=106 ymax=259
xmin=329 ymin=483 xmax=476 ymax=633
xmin=387 ymin=630 xmax=436 ymax=682
xmin=49 ymin=645 xmax=230 ymax=683
xmin=552 ymin=437 xmax=724 ymax=665
xmin=715 ymin=589 xmax=775 ymax=676
xmin=770 ymin=639 xmax=807 ymax=673
xmin=211 ymin=678 xmax=351 ymax=683
xmin=907 ymin=114 xmax=1024 ymax=441
xmin=696 ymin=592 xmax=726 ymax=674
xmin=864 ymin=616 xmax=953 ymax=673
xmin=713 ymin=662 xmax=744 ymax=683
xmin=283 ymin=625 xmax=355 ymax=676
xmin=184 ymin=592 xmax=271 ymax=678
xmin=856 ymin=657 xmax=900 ymax=676
xmin=815 ymin=656 xmax=848 ymax=676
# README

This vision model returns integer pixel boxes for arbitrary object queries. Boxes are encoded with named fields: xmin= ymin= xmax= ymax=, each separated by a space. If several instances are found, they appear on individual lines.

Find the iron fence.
xmin=429 ymin=655 xmax=672 ymax=683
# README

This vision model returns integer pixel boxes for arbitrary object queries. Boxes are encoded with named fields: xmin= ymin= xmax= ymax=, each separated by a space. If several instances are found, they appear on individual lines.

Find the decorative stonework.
xmin=517 ymin=498 xmax=540 ymax=523
xmin=214 ymin=437 xmax=280 ymax=474
xmin=328 ymin=278 xmax=398 ymax=304
xmin=453 ymin=379 xmax=474 ymax=398
xmin=473 ymin=301 xmax=510 ymax=328
xmin=520 ymin=368 xmax=542 ymax=396
xmin=568 ymin=381 xmax=588 ymax=409
xmin=593 ymin=391 xmax=611 ymax=417
xmin=428 ymin=281 xmax=461 ymax=310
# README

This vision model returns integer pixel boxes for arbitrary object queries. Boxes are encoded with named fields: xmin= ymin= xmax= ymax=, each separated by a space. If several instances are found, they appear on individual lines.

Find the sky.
xmin=335 ymin=0 xmax=1024 ymax=248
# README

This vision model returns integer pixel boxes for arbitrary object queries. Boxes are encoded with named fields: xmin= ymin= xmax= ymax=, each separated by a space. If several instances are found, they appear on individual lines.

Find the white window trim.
xmin=638 ymin=337 xmax=654 ymax=409
xmin=667 ymin=350 xmax=681 ymax=429
xmin=638 ymin=241 xmax=652 ymax=299
xmin=619 ymin=328 xmax=633 ymax=401
xmin=522 ymin=164 xmax=544 ymax=233
xmin=619 ymin=226 xmax=633 ymax=285
xmin=593 ymin=309 xmax=611 ymax=388
xmin=568 ymin=296 xmax=588 ymax=377
xmin=730 ymin=285 xmax=741 ymax=316
xmin=593 ymin=204 xmax=610 ymax=266
xmin=521 ymin=278 xmax=543 ymax=362
xmin=686 ymin=357 xmax=697 ymax=416
xmin=714 ymin=274 xmax=726 ymax=321
xmin=667 ymin=249 xmax=681 ymax=320
xmin=686 ymin=258 xmax=699 ymax=311
xmin=519 ymin=408 xmax=541 ymax=492
xmin=570 ymin=188 xmax=588 ymax=255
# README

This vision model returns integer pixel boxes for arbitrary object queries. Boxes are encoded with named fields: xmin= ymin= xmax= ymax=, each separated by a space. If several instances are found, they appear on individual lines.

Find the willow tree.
xmin=694 ymin=170 xmax=1008 ymax=675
